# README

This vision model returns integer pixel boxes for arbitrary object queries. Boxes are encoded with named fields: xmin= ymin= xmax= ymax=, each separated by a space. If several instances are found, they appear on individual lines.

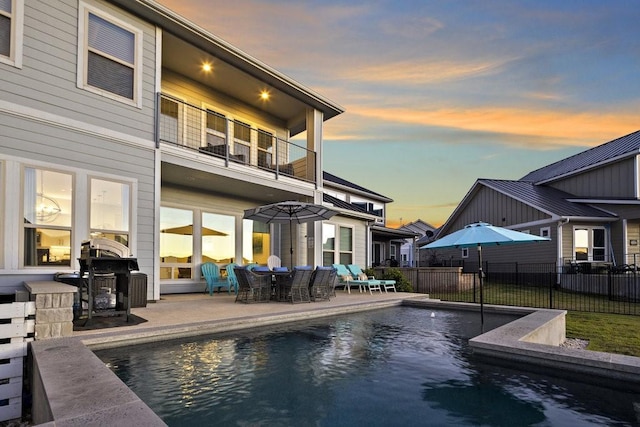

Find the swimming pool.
xmin=96 ymin=307 xmax=639 ymax=426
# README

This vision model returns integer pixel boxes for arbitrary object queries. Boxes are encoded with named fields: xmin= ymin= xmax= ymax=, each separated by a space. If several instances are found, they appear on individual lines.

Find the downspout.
xmin=557 ymin=218 xmax=569 ymax=284
xmin=622 ymin=219 xmax=628 ymax=266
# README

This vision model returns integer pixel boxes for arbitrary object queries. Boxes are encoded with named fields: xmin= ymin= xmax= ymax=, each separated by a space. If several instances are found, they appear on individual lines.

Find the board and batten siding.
xmin=430 ymin=224 xmax=557 ymax=267
xmin=161 ymin=70 xmax=289 ymax=141
xmin=548 ymin=158 xmax=636 ymax=199
xmin=0 ymin=0 xmax=157 ymax=141
xmin=446 ymin=185 xmax=551 ymax=233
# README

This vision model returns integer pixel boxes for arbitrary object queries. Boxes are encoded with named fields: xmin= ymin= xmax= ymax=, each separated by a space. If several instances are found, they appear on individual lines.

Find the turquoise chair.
xmin=201 ymin=262 xmax=231 ymax=295
xmin=226 ymin=263 xmax=239 ymax=295
xmin=332 ymin=264 xmax=382 ymax=294
xmin=347 ymin=264 xmax=396 ymax=292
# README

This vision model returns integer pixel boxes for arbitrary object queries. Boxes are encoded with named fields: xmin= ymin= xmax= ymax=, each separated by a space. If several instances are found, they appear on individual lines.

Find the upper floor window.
xmin=205 ymin=110 xmax=227 ymax=156
xmin=0 ymin=0 xmax=24 ymax=68
xmin=90 ymin=178 xmax=130 ymax=246
xmin=233 ymin=120 xmax=251 ymax=162
xmin=23 ymin=168 xmax=73 ymax=267
xmin=257 ymin=130 xmax=273 ymax=169
xmin=78 ymin=3 xmax=142 ymax=106
xmin=160 ymin=97 xmax=180 ymax=144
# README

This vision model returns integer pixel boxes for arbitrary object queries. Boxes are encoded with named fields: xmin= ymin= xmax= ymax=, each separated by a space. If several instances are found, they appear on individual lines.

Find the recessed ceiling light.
xmin=260 ymin=90 xmax=270 ymax=100
xmin=202 ymin=62 xmax=212 ymax=72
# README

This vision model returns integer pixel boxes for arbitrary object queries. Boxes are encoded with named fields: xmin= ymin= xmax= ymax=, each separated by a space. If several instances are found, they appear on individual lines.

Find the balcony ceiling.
xmin=164 ymin=34 xmax=311 ymax=128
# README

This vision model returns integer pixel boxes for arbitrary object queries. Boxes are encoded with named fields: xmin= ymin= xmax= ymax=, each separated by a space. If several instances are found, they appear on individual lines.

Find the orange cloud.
xmin=342 ymin=58 xmax=514 ymax=84
xmin=340 ymin=105 xmax=639 ymax=148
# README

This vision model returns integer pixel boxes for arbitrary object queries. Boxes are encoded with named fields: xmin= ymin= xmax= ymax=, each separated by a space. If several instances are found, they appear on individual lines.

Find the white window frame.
xmin=77 ymin=2 xmax=143 ymax=107
xmin=88 ymin=176 xmax=132 ymax=246
xmin=338 ymin=225 xmax=354 ymax=265
xmin=461 ymin=247 xmax=469 ymax=259
xmin=573 ymin=226 xmax=607 ymax=262
xmin=540 ymin=227 xmax=550 ymax=238
xmin=0 ymin=0 xmax=23 ymax=68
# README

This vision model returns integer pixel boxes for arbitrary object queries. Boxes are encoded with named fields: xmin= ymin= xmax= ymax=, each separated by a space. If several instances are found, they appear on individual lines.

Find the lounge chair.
xmin=201 ymin=262 xmax=232 ymax=295
xmin=347 ymin=264 xmax=396 ymax=292
xmin=332 ymin=264 xmax=382 ymax=294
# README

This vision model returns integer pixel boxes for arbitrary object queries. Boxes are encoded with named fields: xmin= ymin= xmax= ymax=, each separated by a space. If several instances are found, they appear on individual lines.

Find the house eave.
xmin=532 ymin=151 xmax=640 ymax=185
xmin=110 ymin=0 xmax=344 ymax=121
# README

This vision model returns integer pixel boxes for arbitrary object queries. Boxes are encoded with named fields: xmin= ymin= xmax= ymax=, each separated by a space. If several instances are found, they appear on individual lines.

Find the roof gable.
xmin=323 ymin=171 xmax=392 ymax=201
xmin=522 ymin=130 xmax=640 ymax=183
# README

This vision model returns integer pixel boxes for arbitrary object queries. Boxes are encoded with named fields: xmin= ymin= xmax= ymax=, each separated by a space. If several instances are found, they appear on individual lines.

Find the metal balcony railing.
xmin=156 ymin=93 xmax=316 ymax=183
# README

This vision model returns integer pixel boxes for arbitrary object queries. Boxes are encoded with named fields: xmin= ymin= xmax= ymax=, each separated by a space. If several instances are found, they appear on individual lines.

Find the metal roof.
xmin=322 ymin=193 xmax=368 ymax=214
xmin=480 ymin=179 xmax=616 ymax=219
xmin=323 ymin=172 xmax=392 ymax=201
xmin=521 ymin=130 xmax=640 ymax=183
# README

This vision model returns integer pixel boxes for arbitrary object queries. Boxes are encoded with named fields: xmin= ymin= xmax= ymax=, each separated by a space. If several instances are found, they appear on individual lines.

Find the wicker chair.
xmin=234 ymin=266 xmax=271 ymax=303
xmin=309 ymin=267 xmax=337 ymax=301
xmin=277 ymin=267 xmax=313 ymax=303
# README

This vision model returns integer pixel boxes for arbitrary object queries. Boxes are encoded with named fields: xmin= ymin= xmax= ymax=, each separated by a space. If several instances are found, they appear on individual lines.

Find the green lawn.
xmin=426 ymin=282 xmax=640 ymax=357
xmin=566 ymin=311 xmax=640 ymax=357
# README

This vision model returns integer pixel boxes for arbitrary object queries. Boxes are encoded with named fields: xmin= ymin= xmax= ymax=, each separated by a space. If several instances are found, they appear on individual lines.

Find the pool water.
xmin=96 ymin=307 xmax=639 ymax=426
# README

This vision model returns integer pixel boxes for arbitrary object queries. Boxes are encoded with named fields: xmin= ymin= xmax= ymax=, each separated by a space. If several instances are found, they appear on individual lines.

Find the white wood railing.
xmin=0 ymin=302 xmax=35 ymax=422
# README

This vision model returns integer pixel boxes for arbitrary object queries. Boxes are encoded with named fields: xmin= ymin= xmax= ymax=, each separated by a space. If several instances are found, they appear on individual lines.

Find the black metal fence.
xmin=392 ymin=263 xmax=640 ymax=315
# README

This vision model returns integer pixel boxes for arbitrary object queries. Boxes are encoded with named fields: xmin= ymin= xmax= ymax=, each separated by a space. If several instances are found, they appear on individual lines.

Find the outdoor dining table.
xmin=251 ymin=268 xmax=292 ymax=301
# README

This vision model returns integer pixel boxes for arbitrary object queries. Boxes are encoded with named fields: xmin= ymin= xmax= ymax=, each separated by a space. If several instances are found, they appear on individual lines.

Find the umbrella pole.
xmin=477 ymin=244 xmax=484 ymax=330
xmin=289 ymin=220 xmax=294 ymax=268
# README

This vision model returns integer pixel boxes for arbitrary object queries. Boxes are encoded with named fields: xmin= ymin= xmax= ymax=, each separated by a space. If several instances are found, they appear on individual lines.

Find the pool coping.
xmin=29 ymin=297 xmax=640 ymax=425
xmin=404 ymin=299 xmax=640 ymax=391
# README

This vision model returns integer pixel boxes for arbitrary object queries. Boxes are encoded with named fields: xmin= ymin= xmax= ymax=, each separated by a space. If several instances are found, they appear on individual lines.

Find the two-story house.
xmin=0 ymin=0 xmax=356 ymax=298
xmin=430 ymin=130 xmax=640 ymax=273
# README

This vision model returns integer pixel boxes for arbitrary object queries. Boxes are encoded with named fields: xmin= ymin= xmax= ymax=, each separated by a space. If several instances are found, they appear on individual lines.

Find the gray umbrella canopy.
xmin=243 ymin=201 xmax=338 ymax=266
xmin=421 ymin=222 xmax=550 ymax=327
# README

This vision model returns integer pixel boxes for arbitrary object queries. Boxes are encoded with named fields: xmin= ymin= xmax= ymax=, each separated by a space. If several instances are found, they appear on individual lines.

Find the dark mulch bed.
xmin=73 ymin=313 xmax=147 ymax=331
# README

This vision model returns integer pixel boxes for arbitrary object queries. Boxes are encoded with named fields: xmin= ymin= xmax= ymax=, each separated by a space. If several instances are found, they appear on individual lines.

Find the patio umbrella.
xmin=243 ymin=201 xmax=338 ymax=267
xmin=161 ymin=224 xmax=227 ymax=236
xmin=421 ymin=222 xmax=550 ymax=327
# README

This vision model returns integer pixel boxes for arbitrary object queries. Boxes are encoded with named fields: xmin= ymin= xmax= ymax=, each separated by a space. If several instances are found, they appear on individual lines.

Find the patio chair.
xmin=234 ymin=266 xmax=271 ymax=303
xmin=347 ymin=264 xmax=396 ymax=292
xmin=201 ymin=262 xmax=231 ymax=296
xmin=225 ymin=263 xmax=239 ymax=295
xmin=267 ymin=255 xmax=282 ymax=270
xmin=309 ymin=266 xmax=337 ymax=301
xmin=277 ymin=266 xmax=313 ymax=303
xmin=332 ymin=264 xmax=382 ymax=294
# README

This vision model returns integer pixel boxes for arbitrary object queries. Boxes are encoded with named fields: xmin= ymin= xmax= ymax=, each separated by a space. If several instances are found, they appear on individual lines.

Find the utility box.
xmin=130 ymin=273 xmax=148 ymax=308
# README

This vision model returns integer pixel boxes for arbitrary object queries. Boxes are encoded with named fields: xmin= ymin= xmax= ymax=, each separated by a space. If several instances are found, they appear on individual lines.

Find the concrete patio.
xmin=74 ymin=291 xmax=430 ymax=349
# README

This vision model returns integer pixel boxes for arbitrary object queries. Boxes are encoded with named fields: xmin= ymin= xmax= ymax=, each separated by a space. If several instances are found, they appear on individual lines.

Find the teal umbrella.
xmin=421 ymin=222 xmax=550 ymax=327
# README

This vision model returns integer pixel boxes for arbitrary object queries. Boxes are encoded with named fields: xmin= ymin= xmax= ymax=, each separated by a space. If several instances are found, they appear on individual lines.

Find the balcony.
xmin=156 ymin=94 xmax=316 ymax=183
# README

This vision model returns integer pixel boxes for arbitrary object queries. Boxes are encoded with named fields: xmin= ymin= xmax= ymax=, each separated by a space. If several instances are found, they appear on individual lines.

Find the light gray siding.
xmin=548 ymin=158 xmax=636 ymax=198
xmin=0 ymin=113 xmax=156 ymax=291
xmin=0 ymin=0 xmax=157 ymax=140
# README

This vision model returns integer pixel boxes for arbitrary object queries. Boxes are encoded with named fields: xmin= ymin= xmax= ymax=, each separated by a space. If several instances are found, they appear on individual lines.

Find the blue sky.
xmin=160 ymin=0 xmax=640 ymax=227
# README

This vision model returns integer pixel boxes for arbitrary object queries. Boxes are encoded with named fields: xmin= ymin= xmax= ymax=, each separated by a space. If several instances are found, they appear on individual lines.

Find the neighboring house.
xmin=397 ymin=220 xmax=437 ymax=266
xmin=429 ymin=130 xmax=640 ymax=272
xmin=0 ymin=0 xmax=379 ymax=299
xmin=322 ymin=172 xmax=417 ymax=267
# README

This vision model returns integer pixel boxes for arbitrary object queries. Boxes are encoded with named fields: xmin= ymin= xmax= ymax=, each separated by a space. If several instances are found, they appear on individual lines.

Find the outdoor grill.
xmin=77 ymin=238 xmax=138 ymax=324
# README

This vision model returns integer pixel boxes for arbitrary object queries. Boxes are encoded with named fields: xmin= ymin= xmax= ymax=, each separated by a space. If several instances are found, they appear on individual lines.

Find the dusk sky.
xmin=159 ymin=0 xmax=640 ymax=228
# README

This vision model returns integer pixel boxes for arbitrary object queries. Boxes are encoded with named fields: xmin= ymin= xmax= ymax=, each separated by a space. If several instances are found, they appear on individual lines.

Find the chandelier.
xmin=36 ymin=193 xmax=61 ymax=223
